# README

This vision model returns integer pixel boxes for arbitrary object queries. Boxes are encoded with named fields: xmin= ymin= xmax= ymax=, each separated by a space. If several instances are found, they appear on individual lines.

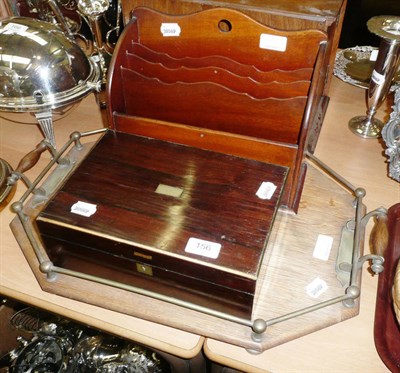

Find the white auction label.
xmin=371 ymin=70 xmax=385 ymax=85
xmin=2 ymin=23 xmax=47 ymax=45
xmin=313 ymin=234 xmax=333 ymax=261
xmin=3 ymin=23 xmax=28 ymax=33
xmin=160 ymin=23 xmax=181 ymax=37
xmin=306 ymin=277 xmax=328 ymax=298
xmin=185 ymin=238 xmax=221 ymax=259
xmin=369 ymin=49 xmax=378 ymax=61
xmin=259 ymin=33 xmax=287 ymax=52
xmin=256 ymin=181 xmax=277 ymax=200
xmin=71 ymin=201 xmax=97 ymax=217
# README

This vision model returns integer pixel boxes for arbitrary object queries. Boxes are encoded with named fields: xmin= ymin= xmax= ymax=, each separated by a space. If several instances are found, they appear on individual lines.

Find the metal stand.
xmin=34 ymin=110 xmax=56 ymax=149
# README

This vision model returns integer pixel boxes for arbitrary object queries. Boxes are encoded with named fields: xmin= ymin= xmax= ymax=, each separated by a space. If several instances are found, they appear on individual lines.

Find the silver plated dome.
xmin=0 ymin=16 xmax=100 ymax=112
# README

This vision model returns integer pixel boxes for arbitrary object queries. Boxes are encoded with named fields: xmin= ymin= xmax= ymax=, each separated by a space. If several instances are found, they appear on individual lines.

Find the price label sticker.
xmin=185 ymin=238 xmax=221 ymax=259
xmin=71 ymin=201 xmax=97 ymax=217
xmin=256 ymin=181 xmax=277 ymax=200
xmin=2 ymin=23 xmax=46 ymax=45
xmin=160 ymin=23 xmax=181 ymax=37
xmin=306 ymin=277 xmax=328 ymax=298
xmin=371 ymin=70 xmax=385 ymax=85
xmin=3 ymin=23 xmax=28 ymax=34
xmin=369 ymin=49 xmax=378 ymax=61
xmin=313 ymin=234 xmax=333 ymax=261
xmin=259 ymin=34 xmax=287 ymax=52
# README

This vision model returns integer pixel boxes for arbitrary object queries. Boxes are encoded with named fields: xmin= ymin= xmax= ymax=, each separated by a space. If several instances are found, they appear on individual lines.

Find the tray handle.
xmin=15 ymin=142 xmax=49 ymax=175
xmin=0 ymin=141 xmax=53 ymax=205
xmin=371 ymin=212 xmax=389 ymax=257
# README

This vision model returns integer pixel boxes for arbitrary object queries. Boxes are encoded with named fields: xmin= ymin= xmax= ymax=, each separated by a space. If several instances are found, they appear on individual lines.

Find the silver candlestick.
xmin=77 ymin=0 xmax=110 ymax=80
xmin=349 ymin=16 xmax=400 ymax=138
xmin=77 ymin=0 xmax=111 ymax=106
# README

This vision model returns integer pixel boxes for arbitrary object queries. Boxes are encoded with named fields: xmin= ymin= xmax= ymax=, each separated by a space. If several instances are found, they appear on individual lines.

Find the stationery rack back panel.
xmin=107 ymin=6 xmax=327 ymax=211
xmin=121 ymin=0 xmax=347 ymax=98
xmin=121 ymin=0 xmax=346 ymax=32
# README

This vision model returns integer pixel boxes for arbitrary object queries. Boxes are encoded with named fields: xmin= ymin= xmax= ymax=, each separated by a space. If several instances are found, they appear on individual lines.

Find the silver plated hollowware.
xmin=0 ymin=158 xmax=13 ymax=205
xmin=0 ymin=16 xmax=100 ymax=147
xmin=1 ymin=306 xmax=172 ymax=372
xmin=382 ymin=88 xmax=400 ymax=183
xmin=348 ymin=15 xmax=400 ymax=139
xmin=334 ymin=46 xmax=400 ymax=90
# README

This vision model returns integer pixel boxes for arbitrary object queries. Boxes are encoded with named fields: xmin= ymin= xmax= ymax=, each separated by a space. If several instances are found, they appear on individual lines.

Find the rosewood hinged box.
xmin=37 ymin=131 xmax=287 ymax=318
xmin=36 ymin=6 xmax=328 ymax=318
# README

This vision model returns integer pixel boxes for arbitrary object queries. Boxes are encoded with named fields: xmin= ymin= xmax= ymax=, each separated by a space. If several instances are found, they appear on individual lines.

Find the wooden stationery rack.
xmin=107 ymin=6 xmax=327 ymax=211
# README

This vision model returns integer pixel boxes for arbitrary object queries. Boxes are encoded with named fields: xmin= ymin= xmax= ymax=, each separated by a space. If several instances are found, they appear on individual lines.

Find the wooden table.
xmin=1 ymin=76 xmax=399 ymax=371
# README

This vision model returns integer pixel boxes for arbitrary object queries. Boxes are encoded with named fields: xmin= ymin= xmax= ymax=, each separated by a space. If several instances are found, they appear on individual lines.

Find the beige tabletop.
xmin=204 ymin=77 xmax=400 ymax=372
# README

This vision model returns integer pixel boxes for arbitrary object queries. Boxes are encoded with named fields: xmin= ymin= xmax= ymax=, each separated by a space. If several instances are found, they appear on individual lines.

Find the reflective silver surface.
xmin=382 ymin=88 xmax=400 ymax=182
xmin=368 ymin=15 xmax=400 ymax=40
xmin=1 ymin=306 xmax=172 ymax=372
xmin=77 ymin=0 xmax=110 ymax=17
xmin=0 ymin=16 xmax=100 ymax=113
xmin=348 ymin=16 xmax=400 ymax=138
xmin=0 ymin=158 xmax=13 ymax=205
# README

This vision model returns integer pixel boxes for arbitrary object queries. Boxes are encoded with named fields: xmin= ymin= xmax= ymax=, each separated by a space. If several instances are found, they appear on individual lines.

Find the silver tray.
xmin=334 ymin=46 xmax=400 ymax=90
